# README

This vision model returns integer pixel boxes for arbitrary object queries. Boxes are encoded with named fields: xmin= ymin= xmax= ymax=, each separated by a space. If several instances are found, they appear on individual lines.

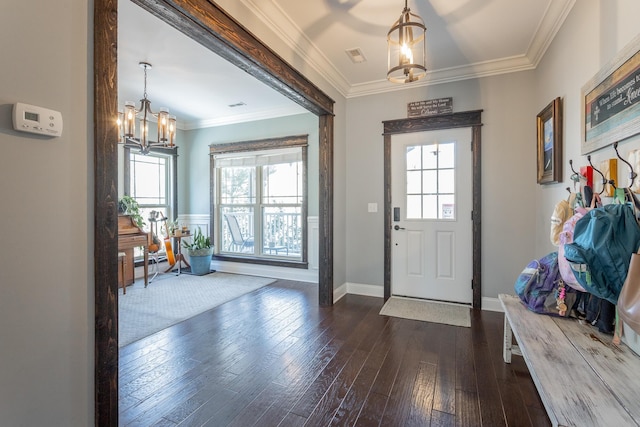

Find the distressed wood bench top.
xmin=499 ymin=293 xmax=640 ymax=427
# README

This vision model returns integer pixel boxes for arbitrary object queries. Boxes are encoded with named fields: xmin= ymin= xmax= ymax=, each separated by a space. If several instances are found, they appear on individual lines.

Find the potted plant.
xmin=182 ymin=227 xmax=213 ymax=275
xmin=118 ymin=195 xmax=145 ymax=228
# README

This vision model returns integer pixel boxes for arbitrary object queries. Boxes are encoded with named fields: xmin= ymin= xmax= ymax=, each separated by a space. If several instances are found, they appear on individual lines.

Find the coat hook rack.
xmin=588 ymin=155 xmax=609 ymax=195
xmin=569 ymin=159 xmax=580 ymax=182
xmin=613 ymin=141 xmax=637 ymax=188
xmin=568 ymin=159 xmax=583 ymax=195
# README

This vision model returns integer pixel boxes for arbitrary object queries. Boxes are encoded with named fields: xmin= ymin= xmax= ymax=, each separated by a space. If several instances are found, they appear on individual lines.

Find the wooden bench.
xmin=499 ymin=293 xmax=640 ymax=427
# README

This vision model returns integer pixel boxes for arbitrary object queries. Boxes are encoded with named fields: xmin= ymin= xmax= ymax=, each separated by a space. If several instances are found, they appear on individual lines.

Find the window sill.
xmin=213 ymin=254 xmax=308 ymax=269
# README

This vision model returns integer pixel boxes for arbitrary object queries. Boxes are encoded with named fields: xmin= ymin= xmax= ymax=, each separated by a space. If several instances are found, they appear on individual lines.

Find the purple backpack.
xmin=514 ymin=252 xmax=577 ymax=317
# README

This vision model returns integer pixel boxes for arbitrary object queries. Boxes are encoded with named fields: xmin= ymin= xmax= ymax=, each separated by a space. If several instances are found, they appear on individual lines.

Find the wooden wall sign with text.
xmin=581 ymin=33 xmax=640 ymax=154
xmin=407 ymin=98 xmax=453 ymax=118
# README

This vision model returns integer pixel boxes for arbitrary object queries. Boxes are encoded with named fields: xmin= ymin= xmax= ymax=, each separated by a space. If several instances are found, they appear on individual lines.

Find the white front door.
xmin=391 ymin=128 xmax=473 ymax=304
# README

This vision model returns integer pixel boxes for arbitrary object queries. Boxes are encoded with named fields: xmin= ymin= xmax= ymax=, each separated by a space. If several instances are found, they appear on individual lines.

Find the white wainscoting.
xmin=179 ymin=214 xmax=319 ymax=283
xmin=307 ymin=216 xmax=319 ymax=271
xmin=177 ymin=214 xmax=211 ymax=238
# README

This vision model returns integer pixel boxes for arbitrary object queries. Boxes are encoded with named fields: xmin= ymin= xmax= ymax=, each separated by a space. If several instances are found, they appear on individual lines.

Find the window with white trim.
xmin=212 ymin=140 xmax=307 ymax=263
xmin=129 ymin=150 xmax=174 ymax=224
xmin=126 ymin=149 xmax=176 ymax=258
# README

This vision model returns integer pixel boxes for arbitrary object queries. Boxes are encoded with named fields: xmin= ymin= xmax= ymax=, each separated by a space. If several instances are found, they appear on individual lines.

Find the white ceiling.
xmin=118 ymin=0 xmax=575 ymax=130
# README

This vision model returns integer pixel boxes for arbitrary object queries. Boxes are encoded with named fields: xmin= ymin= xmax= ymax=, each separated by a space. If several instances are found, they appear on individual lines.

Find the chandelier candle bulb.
xmin=168 ymin=115 xmax=176 ymax=147
xmin=117 ymin=110 xmax=124 ymax=142
xmin=157 ymin=107 xmax=170 ymax=144
xmin=124 ymin=101 xmax=136 ymax=138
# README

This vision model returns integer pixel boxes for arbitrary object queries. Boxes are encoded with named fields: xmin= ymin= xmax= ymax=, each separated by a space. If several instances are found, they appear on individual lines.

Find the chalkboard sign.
xmin=589 ymin=64 xmax=640 ymax=128
xmin=582 ymin=33 xmax=640 ymax=154
xmin=407 ymin=97 xmax=453 ymax=118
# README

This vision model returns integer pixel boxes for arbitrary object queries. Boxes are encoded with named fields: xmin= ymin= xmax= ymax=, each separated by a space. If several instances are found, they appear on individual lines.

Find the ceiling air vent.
xmin=228 ymin=102 xmax=246 ymax=108
xmin=345 ymin=48 xmax=366 ymax=64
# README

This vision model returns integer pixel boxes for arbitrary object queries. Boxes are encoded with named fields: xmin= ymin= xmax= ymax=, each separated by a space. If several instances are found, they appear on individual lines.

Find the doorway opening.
xmin=94 ymin=0 xmax=335 ymax=424
xmin=382 ymin=110 xmax=483 ymax=308
xmin=390 ymin=128 xmax=473 ymax=304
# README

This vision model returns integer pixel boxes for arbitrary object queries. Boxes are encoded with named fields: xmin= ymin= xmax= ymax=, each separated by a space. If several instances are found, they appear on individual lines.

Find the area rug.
xmin=166 ymin=266 xmax=216 ymax=275
xmin=379 ymin=296 xmax=471 ymax=327
xmin=119 ymin=272 xmax=275 ymax=347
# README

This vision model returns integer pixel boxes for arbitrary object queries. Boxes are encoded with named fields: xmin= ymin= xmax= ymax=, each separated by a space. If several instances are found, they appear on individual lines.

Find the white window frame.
xmin=124 ymin=147 xmax=178 ymax=258
xmin=210 ymin=135 xmax=308 ymax=266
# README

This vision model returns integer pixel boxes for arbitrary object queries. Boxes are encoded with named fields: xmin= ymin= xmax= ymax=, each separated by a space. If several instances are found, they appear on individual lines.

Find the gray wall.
xmin=533 ymin=0 xmax=640 ymax=256
xmin=179 ymin=113 xmax=319 ymax=216
xmin=0 ymin=0 xmax=92 ymax=425
xmin=343 ymin=0 xmax=640 ymax=301
xmin=3 ymin=0 xmax=640 ymax=424
xmin=345 ymin=73 xmax=539 ymax=299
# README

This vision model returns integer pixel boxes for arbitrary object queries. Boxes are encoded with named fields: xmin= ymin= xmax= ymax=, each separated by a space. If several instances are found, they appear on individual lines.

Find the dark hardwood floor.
xmin=119 ymin=279 xmax=550 ymax=426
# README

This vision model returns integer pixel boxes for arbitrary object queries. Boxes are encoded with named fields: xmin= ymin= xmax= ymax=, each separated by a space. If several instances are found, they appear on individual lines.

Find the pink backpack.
xmin=558 ymin=207 xmax=588 ymax=291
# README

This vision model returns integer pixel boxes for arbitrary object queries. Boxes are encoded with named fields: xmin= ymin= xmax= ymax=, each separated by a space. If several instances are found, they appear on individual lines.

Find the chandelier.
xmin=118 ymin=62 xmax=177 ymax=154
xmin=387 ymin=0 xmax=427 ymax=83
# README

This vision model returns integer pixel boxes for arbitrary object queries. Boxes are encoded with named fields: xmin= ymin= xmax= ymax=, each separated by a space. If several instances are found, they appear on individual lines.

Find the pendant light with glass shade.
xmin=387 ymin=0 xmax=427 ymax=83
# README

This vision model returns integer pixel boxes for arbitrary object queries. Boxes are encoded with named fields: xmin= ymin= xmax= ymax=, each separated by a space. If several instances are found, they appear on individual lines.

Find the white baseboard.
xmin=482 ymin=296 xmax=503 ymax=312
xmin=346 ymin=282 xmax=384 ymax=298
xmin=333 ymin=282 xmax=384 ymax=303
xmin=334 ymin=282 xmax=504 ymax=313
xmin=333 ymin=283 xmax=347 ymax=302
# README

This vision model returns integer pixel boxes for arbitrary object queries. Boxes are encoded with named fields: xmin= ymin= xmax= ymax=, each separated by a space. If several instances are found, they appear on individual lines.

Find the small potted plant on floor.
xmin=182 ymin=227 xmax=213 ymax=275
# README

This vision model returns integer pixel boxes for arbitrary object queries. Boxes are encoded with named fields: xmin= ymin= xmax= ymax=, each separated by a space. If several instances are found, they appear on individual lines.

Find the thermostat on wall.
xmin=12 ymin=102 xmax=63 ymax=137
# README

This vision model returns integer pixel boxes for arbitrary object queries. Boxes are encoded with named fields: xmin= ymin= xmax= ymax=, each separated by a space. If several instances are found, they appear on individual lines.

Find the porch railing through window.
xmin=263 ymin=208 xmax=301 ymax=257
xmin=220 ymin=208 xmax=302 ymax=258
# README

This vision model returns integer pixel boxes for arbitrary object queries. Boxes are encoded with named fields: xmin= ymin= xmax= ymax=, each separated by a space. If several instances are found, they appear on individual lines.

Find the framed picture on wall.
xmin=537 ymin=97 xmax=562 ymax=185
xmin=581 ymin=33 xmax=640 ymax=154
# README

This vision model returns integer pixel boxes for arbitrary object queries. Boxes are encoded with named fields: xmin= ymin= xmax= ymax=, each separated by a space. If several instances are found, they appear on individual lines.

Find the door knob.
xmin=394 ymin=225 xmax=405 ymax=230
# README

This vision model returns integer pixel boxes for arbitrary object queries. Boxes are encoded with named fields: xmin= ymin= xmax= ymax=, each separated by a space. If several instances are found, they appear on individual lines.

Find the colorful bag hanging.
xmin=564 ymin=203 xmax=640 ymax=304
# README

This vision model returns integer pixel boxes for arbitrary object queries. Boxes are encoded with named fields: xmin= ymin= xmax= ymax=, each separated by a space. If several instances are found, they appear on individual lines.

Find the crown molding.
xmin=527 ymin=0 xmax=577 ymax=67
xmin=240 ymin=0 xmax=352 ymax=97
xmin=347 ymin=55 xmax=537 ymax=98
xmin=182 ymin=107 xmax=308 ymax=130
xmin=238 ymin=0 xmax=576 ymax=99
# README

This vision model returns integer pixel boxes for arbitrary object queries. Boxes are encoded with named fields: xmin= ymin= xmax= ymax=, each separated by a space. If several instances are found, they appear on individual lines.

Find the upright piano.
xmin=118 ymin=214 xmax=149 ymax=287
